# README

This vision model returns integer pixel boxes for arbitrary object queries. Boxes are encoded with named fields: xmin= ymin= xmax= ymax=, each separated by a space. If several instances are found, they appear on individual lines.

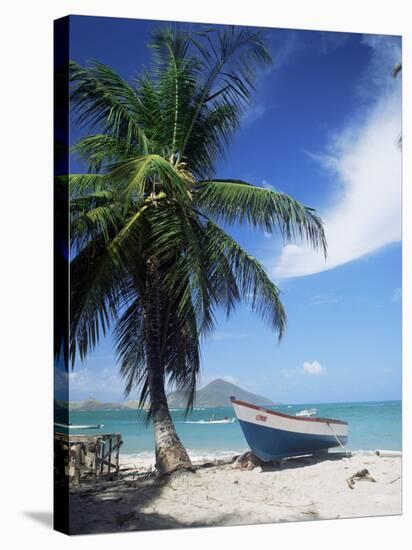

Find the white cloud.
xmin=273 ymin=36 xmax=401 ymax=279
xmin=302 ymin=360 xmax=326 ymax=376
xmin=281 ymin=360 xmax=326 ymax=378
xmin=392 ymin=287 xmax=401 ymax=302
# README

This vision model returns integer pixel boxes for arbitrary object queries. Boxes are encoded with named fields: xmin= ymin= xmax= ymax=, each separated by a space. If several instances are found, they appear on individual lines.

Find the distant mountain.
xmin=61 ymin=379 xmax=277 ymax=411
xmin=61 ymin=397 xmax=149 ymax=411
xmin=67 ymin=397 xmax=126 ymax=411
xmin=167 ymin=378 xmax=277 ymax=408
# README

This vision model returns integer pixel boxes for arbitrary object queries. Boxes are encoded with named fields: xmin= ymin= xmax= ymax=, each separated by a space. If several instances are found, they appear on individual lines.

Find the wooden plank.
xmin=94 ymin=439 xmax=98 ymax=480
xmin=116 ymin=434 xmax=120 ymax=474
xmin=59 ymin=433 xmax=122 ymax=484
xmin=108 ymin=438 xmax=112 ymax=475
xmin=100 ymin=439 xmax=105 ymax=475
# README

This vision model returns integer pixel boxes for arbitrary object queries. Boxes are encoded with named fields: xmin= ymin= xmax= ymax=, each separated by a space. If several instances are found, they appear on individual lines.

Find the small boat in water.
xmin=231 ymin=397 xmax=348 ymax=461
xmin=295 ymin=408 xmax=317 ymax=417
xmin=207 ymin=416 xmax=236 ymax=424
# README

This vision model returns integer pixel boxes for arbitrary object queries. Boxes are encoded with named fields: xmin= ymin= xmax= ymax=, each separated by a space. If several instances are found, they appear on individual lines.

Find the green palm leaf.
xmin=70 ymin=61 xmax=151 ymax=154
xmin=204 ymin=221 xmax=286 ymax=340
xmin=196 ymin=179 xmax=327 ymax=253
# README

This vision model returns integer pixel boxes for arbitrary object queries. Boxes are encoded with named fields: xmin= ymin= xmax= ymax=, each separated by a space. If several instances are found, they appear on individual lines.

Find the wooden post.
xmin=73 ymin=444 xmax=81 ymax=485
xmin=116 ymin=435 xmax=120 ymax=475
xmin=94 ymin=438 xmax=99 ymax=480
xmin=108 ymin=437 xmax=112 ymax=476
xmin=100 ymin=439 xmax=105 ymax=476
xmin=62 ymin=433 xmax=122 ymax=484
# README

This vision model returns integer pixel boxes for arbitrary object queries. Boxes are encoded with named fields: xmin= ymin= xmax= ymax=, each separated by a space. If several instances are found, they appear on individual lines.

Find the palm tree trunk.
xmin=145 ymin=258 xmax=193 ymax=475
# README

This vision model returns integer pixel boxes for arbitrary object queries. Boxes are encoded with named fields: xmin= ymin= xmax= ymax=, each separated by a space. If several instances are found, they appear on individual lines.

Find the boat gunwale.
xmin=231 ymin=398 xmax=348 ymax=426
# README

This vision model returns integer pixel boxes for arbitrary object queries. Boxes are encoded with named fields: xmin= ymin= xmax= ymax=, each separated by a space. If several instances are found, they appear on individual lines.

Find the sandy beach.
xmin=69 ymin=451 xmax=401 ymax=534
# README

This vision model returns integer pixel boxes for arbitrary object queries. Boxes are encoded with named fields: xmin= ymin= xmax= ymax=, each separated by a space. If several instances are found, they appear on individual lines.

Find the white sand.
xmin=69 ymin=452 xmax=401 ymax=534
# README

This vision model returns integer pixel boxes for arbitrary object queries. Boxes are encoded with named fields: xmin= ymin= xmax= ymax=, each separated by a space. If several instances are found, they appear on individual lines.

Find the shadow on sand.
xmin=68 ymin=469 xmax=234 ymax=535
xmin=260 ymin=451 xmax=350 ymax=473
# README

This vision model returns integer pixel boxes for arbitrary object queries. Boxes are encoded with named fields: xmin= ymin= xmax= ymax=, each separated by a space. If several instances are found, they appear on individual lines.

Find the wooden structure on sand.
xmin=54 ymin=433 xmax=123 ymax=486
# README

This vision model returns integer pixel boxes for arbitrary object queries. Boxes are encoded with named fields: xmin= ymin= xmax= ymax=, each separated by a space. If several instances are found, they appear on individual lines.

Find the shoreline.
xmin=118 ymin=447 xmax=402 ymax=470
xmin=69 ymin=451 xmax=402 ymax=534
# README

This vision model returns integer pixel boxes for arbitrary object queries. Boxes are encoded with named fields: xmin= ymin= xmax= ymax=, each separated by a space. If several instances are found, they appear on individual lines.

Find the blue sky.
xmin=61 ymin=15 xmax=402 ymax=404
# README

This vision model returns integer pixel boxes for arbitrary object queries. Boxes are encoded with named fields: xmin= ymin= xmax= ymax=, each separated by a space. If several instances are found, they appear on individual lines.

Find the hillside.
xmin=61 ymin=379 xmax=277 ymax=411
xmin=68 ymin=397 xmax=127 ymax=411
xmin=167 ymin=378 xmax=276 ymax=408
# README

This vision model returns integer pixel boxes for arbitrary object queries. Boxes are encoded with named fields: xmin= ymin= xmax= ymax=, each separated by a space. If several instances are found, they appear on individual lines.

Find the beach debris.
xmin=375 ymin=450 xmax=402 ymax=458
xmin=55 ymin=432 xmax=122 ymax=486
xmin=388 ymin=476 xmax=400 ymax=485
xmin=232 ymin=451 xmax=265 ymax=470
xmin=346 ymin=469 xmax=376 ymax=489
xmin=196 ymin=457 xmax=234 ymax=470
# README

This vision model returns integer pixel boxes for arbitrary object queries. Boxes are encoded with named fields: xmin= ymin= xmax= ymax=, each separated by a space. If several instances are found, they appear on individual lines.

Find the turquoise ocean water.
xmin=68 ymin=400 xmax=401 ymax=460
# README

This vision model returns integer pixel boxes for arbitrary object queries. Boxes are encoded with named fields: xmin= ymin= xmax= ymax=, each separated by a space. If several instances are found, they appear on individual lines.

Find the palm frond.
xmin=196 ymin=179 xmax=327 ymax=254
xmin=115 ymin=296 xmax=147 ymax=398
xmin=204 ymin=221 xmax=286 ymax=340
xmin=392 ymin=62 xmax=402 ymax=78
xmin=72 ymin=134 xmax=133 ymax=172
xmin=109 ymin=154 xmax=193 ymax=211
xmin=70 ymin=238 xmax=126 ymax=364
xmin=180 ymin=27 xmax=272 ymax=158
xmin=69 ymin=173 xmax=107 ymax=196
xmin=70 ymin=61 xmax=151 ymax=154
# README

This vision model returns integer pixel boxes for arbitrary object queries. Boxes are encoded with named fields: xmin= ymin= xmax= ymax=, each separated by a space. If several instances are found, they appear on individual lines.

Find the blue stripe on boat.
xmin=238 ymin=419 xmax=348 ymax=461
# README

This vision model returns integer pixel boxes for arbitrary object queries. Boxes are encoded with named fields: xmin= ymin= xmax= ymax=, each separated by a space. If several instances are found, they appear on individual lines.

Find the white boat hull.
xmin=231 ymin=398 xmax=348 ymax=461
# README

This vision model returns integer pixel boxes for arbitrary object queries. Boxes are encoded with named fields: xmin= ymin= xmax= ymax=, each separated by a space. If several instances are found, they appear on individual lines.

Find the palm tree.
xmin=68 ymin=26 xmax=327 ymax=475
xmin=392 ymin=62 xmax=402 ymax=78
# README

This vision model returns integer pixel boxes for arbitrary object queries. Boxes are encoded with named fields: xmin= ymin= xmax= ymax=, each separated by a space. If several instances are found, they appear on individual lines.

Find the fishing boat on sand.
xmin=231 ymin=397 xmax=348 ymax=461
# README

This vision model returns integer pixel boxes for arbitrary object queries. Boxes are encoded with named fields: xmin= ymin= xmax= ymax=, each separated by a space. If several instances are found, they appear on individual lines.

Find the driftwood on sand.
xmin=231 ymin=451 xmax=266 ymax=470
xmin=346 ymin=468 xmax=376 ymax=489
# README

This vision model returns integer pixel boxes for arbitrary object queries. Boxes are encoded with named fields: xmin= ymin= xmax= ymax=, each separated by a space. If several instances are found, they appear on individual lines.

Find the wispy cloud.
xmin=319 ymin=31 xmax=354 ymax=54
xmin=280 ymin=368 xmax=295 ymax=379
xmin=273 ymin=36 xmax=401 ymax=279
xmin=308 ymin=293 xmax=340 ymax=306
xmin=242 ymin=104 xmax=267 ymax=126
xmin=63 ymin=365 xmax=124 ymax=401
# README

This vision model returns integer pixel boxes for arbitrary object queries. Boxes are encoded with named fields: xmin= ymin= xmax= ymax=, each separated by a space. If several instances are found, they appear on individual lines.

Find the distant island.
xmin=168 ymin=378 xmax=277 ymax=408
xmin=58 ymin=379 xmax=278 ymax=411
